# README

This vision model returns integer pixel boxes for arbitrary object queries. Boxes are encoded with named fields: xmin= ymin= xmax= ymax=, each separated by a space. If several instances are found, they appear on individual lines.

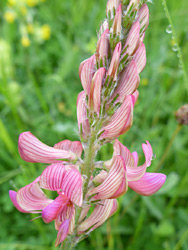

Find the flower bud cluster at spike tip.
xmin=9 ymin=1 xmax=166 ymax=248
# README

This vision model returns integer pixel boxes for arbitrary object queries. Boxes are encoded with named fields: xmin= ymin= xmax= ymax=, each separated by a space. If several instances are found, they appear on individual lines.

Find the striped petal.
xmin=18 ymin=132 xmax=76 ymax=163
xmin=112 ymin=4 xmax=122 ymax=36
xmin=126 ymin=165 xmax=146 ymax=181
xmin=113 ymin=139 xmax=135 ymax=167
xmin=89 ymin=67 xmax=106 ymax=114
xmin=106 ymin=0 xmax=121 ymax=18
xmin=122 ymin=21 xmax=140 ymax=57
xmin=100 ymin=95 xmax=134 ymax=140
xmin=79 ymin=55 xmax=96 ymax=95
xmin=9 ymin=190 xmax=28 ymax=213
xmin=113 ymin=60 xmax=140 ymax=103
xmin=132 ymin=90 xmax=139 ymax=106
xmin=133 ymin=43 xmax=146 ymax=73
xmin=109 ymin=199 xmax=118 ymax=217
xmin=137 ymin=4 xmax=149 ymax=34
xmin=42 ymin=194 xmax=69 ymax=223
xmin=92 ymin=170 xmax=108 ymax=186
xmin=17 ymin=178 xmax=52 ymax=212
xmin=110 ymin=175 xmax=127 ymax=198
xmin=96 ymin=29 xmax=109 ymax=65
xmin=107 ymin=42 xmax=121 ymax=79
xmin=61 ymin=168 xmax=83 ymax=206
xmin=77 ymin=91 xmax=90 ymax=139
xmin=88 ymin=156 xmax=125 ymax=200
xmin=55 ymin=219 xmax=70 ymax=247
xmin=40 ymin=163 xmax=66 ymax=191
xmin=54 ymin=140 xmax=83 ymax=158
xmin=55 ymin=202 xmax=75 ymax=234
xmin=78 ymin=199 xmax=114 ymax=233
xmin=128 ymin=173 xmax=166 ymax=196
xmin=141 ymin=141 xmax=153 ymax=168
xmin=132 ymin=151 xmax=138 ymax=167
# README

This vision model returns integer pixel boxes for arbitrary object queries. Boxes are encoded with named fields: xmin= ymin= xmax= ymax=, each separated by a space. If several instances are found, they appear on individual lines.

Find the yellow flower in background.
xmin=27 ymin=24 xmax=34 ymax=34
xmin=8 ymin=0 xmax=16 ymax=6
xmin=141 ymin=78 xmax=149 ymax=86
xmin=20 ymin=7 xmax=27 ymax=16
xmin=41 ymin=25 xmax=51 ymax=40
xmin=26 ymin=0 xmax=38 ymax=7
xmin=21 ymin=36 xmax=30 ymax=47
xmin=4 ymin=11 xmax=16 ymax=23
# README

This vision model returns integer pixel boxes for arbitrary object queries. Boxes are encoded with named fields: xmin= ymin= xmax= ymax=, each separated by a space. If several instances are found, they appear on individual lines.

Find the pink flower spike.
xmin=61 ymin=168 xmax=83 ymax=206
xmin=122 ymin=21 xmax=140 ymax=57
xmin=88 ymin=156 xmax=126 ymax=200
xmin=133 ymin=42 xmax=146 ymax=73
xmin=40 ymin=163 xmax=66 ymax=191
xmin=78 ymin=199 xmax=114 ymax=233
xmin=107 ymin=42 xmax=121 ymax=79
xmin=42 ymin=194 xmax=69 ymax=223
xmin=112 ymin=4 xmax=122 ymax=36
xmin=128 ymin=173 xmax=166 ymax=196
xmin=89 ymin=67 xmax=106 ymax=115
xmin=9 ymin=190 xmax=28 ymax=213
xmin=77 ymin=91 xmax=90 ymax=138
xmin=79 ymin=55 xmax=96 ymax=95
xmin=112 ymin=60 xmax=140 ymax=103
xmin=16 ymin=179 xmax=53 ymax=212
xmin=106 ymin=0 xmax=121 ymax=19
xmin=18 ymin=132 xmax=77 ymax=163
xmin=55 ymin=219 xmax=70 ymax=247
xmin=96 ymin=29 xmax=109 ymax=66
xmin=137 ymin=4 xmax=149 ymax=33
xmin=100 ymin=95 xmax=133 ymax=140
xmin=54 ymin=140 xmax=83 ymax=158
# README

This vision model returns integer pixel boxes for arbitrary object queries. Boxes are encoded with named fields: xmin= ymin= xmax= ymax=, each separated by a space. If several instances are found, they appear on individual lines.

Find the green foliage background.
xmin=0 ymin=0 xmax=188 ymax=249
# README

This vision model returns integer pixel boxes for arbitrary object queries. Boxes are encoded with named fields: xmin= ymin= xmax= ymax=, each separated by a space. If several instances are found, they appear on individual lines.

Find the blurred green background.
xmin=0 ymin=0 xmax=188 ymax=249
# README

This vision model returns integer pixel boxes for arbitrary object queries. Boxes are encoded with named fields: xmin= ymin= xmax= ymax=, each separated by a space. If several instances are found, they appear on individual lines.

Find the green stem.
xmin=162 ymin=0 xmax=188 ymax=95
xmin=154 ymin=124 xmax=182 ymax=172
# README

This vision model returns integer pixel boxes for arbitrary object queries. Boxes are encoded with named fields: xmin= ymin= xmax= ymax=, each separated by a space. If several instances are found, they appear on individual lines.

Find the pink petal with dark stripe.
xmin=9 ymin=190 xmax=28 ymax=213
xmin=78 ymin=199 xmax=114 ymax=233
xmin=109 ymin=199 xmax=118 ymax=217
xmin=107 ymin=42 xmax=121 ymax=79
xmin=77 ymin=91 xmax=90 ymax=138
xmin=132 ymin=151 xmax=138 ymax=167
xmin=54 ymin=140 xmax=83 ymax=158
xmin=128 ymin=173 xmax=166 ymax=196
xmin=40 ymin=163 xmax=66 ymax=191
xmin=141 ymin=141 xmax=153 ymax=168
xmin=55 ymin=202 xmax=75 ymax=234
xmin=18 ymin=132 xmax=76 ymax=163
xmin=79 ymin=55 xmax=96 ymax=95
xmin=137 ymin=4 xmax=149 ymax=33
xmin=126 ymin=165 xmax=146 ymax=181
xmin=61 ymin=168 xmax=83 ymax=206
xmin=122 ymin=21 xmax=140 ymax=57
xmin=17 ymin=179 xmax=52 ymax=212
xmin=132 ymin=90 xmax=139 ymax=106
xmin=113 ymin=139 xmax=135 ymax=167
xmin=89 ymin=67 xmax=106 ymax=115
xmin=133 ymin=43 xmax=146 ymax=73
xmin=88 ymin=156 xmax=125 ymax=200
xmin=113 ymin=60 xmax=140 ymax=103
xmin=42 ymin=194 xmax=69 ymax=223
xmin=110 ymin=174 xmax=127 ymax=198
xmin=100 ymin=95 xmax=134 ymax=140
xmin=55 ymin=219 xmax=70 ymax=247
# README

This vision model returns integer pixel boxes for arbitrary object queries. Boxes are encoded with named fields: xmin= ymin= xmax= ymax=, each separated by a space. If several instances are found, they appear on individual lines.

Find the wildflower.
xmin=26 ymin=0 xmax=38 ymax=7
xmin=27 ymin=24 xmax=34 ymax=34
xmin=21 ymin=36 xmax=30 ymax=47
xmin=41 ymin=25 xmax=51 ymax=40
xmin=4 ymin=11 xmax=16 ymax=23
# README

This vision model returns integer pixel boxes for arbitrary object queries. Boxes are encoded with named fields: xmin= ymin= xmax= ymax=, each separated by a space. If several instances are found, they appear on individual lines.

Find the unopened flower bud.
xmin=107 ymin=42 xmax=121 ymax=79
xmin=112 ymin=4 xmax=122 ymax=37
xmin=96 ymin=29 xmax=110 ymax=67
xmin=175 ymin=104 xmax=188 ymax=125
xmin=106 ymin=0 xmax=121 ymax=19
xmin=137 ymin=4 xmax=149 ymax=34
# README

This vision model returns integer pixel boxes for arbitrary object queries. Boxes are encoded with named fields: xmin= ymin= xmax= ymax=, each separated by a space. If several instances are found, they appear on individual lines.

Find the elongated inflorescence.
xmin=9 ymin=0 xmax=166 ymax=248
